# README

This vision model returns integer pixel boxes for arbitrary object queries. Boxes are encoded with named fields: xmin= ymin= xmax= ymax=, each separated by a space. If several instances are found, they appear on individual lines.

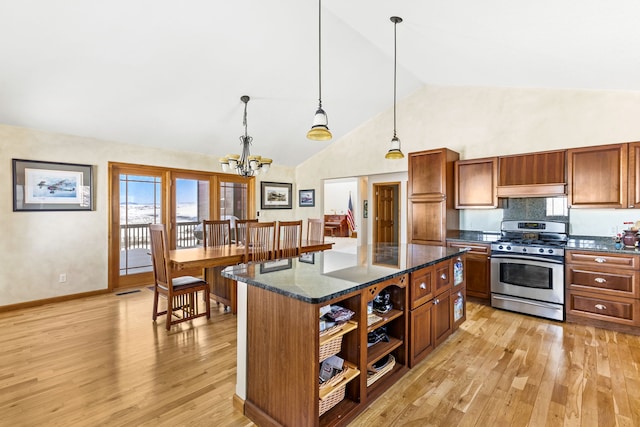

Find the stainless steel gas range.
xmin=490 ymin=220 xmax=567 ymax=321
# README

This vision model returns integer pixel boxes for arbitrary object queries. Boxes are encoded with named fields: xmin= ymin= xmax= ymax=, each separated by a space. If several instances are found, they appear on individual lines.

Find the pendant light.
xmin=385 ymin=16 xmax=404 ymax=159
xmin=306 ymin=0 xmax=332 ymax=141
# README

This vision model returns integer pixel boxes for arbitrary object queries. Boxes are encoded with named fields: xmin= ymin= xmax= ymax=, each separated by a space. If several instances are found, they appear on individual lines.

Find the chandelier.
xmin=219 ymin=95 xmax=272 ymax=176
xmin=385 ymin=16 xmax=404 ymax=159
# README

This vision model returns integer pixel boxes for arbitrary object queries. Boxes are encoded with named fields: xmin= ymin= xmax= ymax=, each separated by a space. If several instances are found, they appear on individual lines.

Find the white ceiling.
xmin=2 ymin=0 xmax=640 ymax=167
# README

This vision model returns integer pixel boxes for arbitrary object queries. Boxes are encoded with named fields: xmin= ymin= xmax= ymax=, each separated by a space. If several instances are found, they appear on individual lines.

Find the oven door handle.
xmin=490 ymin=253 xmax=564 ymax=265
xmin=492 ymin=294 xmax=564 ymax=310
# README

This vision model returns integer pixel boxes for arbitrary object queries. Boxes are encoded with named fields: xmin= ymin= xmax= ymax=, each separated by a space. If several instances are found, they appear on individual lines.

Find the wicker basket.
xmin=319 ymin=335 xmax=343 ymax=362
xmin=319 ymin=384 xmax=346 ymax=416
xmin=319 ymin=321 xmax=357 ymax=362
xmin=366 ymin=354 xmax=396 ymax=387
xmin=318 ymin=362 xmax=359 ymax=417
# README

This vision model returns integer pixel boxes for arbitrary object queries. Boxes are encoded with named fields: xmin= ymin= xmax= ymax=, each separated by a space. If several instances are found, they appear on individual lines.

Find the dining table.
xmin=169 ymin=239 xmax=334 ymax=313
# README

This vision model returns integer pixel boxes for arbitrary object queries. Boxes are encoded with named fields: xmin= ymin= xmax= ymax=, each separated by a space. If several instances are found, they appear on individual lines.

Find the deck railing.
xmin=120 ymin=222 xmax=200 ymax=250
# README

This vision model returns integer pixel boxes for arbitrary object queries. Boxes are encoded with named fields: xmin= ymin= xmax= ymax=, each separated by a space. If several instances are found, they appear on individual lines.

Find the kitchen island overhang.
xmin=222 ymin=244 xmax=468 ymax=427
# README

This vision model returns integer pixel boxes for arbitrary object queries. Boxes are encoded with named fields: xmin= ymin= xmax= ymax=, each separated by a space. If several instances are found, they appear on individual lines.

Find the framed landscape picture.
xmin=260 ymin=181 xmax=292 ymax=210
xmin=12 ymin=159 xmax=94 ymax=211
xmin=299 ymin=189 xmax=315 ymax=207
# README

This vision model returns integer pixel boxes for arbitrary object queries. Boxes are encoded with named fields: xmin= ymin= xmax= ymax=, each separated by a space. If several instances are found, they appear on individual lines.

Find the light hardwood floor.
xmin=1 ymin=289 xmax=639 ymax=426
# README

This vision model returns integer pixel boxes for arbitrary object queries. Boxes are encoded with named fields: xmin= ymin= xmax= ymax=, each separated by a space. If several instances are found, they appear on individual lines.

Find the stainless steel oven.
xmin=490 ymin=220 xmax=567 ymax=321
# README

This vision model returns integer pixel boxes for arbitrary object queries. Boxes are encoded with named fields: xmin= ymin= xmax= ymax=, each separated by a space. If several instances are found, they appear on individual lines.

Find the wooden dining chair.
xmin=245 ymin=221 xmax=276 ymax=262
xmin=149 ymin=224 xmax=211 ymax=330
xmin=307 ymin=218 xmax=325 ymax=243
xmin=202 ymin=219 xmax=233 ymax=311
xmin=235 ymin=219 xmax=259 ymax=246
xmin=202 ymin=219 xmax=231 ymax=248
xmin=277 ymin=220 xmax=303 ymax=258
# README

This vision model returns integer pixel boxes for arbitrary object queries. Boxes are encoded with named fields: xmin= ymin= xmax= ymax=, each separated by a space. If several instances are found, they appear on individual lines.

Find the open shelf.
xmin=367 ymin=308 xmax=403 ymax=331
xmin=366 ymin=336 xmax=403 ymax=367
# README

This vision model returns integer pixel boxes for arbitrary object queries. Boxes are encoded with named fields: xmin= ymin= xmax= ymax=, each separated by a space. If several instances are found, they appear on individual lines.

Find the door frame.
xmin=108 ymin=162 xmax=255 ymax=290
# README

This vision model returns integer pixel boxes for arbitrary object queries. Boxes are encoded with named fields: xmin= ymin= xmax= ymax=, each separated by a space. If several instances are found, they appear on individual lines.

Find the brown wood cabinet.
xmin=566 ymin=250 xmax=640 ymax=330
xmin=447 ymin=241 xmax=490 ymax=299
xmin=408 ymin=256 xmax=465 ymax=367
xmin=497 ymin=150 xmax=566 ymax=197
xmin=454 ymin=157 xmax=499 ymax=208
xmin=408 ymin=148 xmax=459 ymax=245
xmin=627 ymin=141 xmax=640 ymax=208
xmin=567 ymin=143 xmax=628 ymax=208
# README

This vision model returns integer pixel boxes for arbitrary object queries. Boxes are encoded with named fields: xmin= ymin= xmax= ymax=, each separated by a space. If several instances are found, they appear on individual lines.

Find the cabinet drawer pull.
xmin=440 ymin=274 xmax=447 ymax=280
xmin=419 ymin=283 xmax=427 ymax=290
xmin=594 ymin=257 xmax=606 ymax=263
xmin=434 ymin=298 xmax=439 ymax=305
xmin=595 ymin=303 xmax=607 ymax=310
xmin=594 ymin=277 xmax=607 ymax=284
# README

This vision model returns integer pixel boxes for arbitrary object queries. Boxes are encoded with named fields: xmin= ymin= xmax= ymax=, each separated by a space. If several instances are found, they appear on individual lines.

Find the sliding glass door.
xmin=109 ymin=163 xmax=254 ymax=289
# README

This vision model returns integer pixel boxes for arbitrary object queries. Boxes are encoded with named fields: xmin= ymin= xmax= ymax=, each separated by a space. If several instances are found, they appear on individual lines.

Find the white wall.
xmin=296 ymin=84 xmax=640 ymax=241
xmin=0 ymin=124 xmax=296 ymax=306
xmin=4 ymin=83 xmax=640 ymax=306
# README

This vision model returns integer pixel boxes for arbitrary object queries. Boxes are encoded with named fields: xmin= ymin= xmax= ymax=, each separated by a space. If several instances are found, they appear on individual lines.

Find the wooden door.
xmin=374 ymin=183 xmax=399 ymax=245
xmin=567 ymin=143 xmax=628 ymax=208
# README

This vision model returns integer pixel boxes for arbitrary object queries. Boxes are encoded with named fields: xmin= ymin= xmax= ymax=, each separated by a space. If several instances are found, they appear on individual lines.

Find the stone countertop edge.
xmin=221 ymin=248 xmax=468 ymax=305
xmin=565 ymin=235 xmax=640 ymax=254
xmin=447 ymin=230 xmax=640 ymax=255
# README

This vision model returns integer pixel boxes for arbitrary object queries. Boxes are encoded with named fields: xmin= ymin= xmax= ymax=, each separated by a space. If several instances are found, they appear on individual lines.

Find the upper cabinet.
xmin=628 ymin=142 xmax=640 ymax=208
xmin=497 ymin=150 xmax=566 ymax=197
xmin=454 ymin=157 xmax=499 ymax=209
xmin=567 ymin=143 xmax=628 ymax=209
xmin=408 ymin=148 xmax=459 ymax=245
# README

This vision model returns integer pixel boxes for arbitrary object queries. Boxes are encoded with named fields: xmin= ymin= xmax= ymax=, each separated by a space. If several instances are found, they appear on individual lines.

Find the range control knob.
xmin=548 ymin=249 xmax=554 ymax=254
xmin=539 ymin=248 xmax=545 ymax=253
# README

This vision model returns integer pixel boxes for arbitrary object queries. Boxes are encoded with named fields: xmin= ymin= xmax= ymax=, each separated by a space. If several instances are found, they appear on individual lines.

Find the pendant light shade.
xmin=385 ymin=16 xmax=404 ymax=160
xmin=307 ymin=0 xmax=332 ymax=141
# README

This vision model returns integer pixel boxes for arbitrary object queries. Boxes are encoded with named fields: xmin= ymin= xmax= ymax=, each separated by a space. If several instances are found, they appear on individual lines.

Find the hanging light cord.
xmin=393 ymin=18 xmax=398 ymax=138
xmin=317 ymin=0 xmax=323 ymax=108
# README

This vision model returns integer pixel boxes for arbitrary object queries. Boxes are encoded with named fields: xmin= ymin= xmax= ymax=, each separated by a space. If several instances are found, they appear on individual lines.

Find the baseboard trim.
xmin=0 ymin=289 xmax=110 ymax=313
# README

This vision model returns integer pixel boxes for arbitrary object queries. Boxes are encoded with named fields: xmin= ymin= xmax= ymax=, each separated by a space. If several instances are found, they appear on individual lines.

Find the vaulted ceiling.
xmin=2 ymin=1 xmax=639 ymax=166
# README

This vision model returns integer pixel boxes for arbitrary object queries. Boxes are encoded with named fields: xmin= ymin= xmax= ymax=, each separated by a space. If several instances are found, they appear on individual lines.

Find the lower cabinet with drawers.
xmin=565 ymin=250 xmax=640 ymax=331
xmin=408 ymin=255 xmax=466 ymax=367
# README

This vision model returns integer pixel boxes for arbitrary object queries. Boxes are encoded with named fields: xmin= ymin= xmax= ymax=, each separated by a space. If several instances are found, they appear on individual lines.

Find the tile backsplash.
xmin=502 ymin=197 xmax=569 ymax=224
xmin=460 ymin=196 xmax=638 ymax=237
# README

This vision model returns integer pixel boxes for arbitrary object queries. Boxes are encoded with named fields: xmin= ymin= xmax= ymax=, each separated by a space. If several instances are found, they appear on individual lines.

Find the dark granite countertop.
xmin=221 ymin=244 xmax=467 ymax=304
xmin=446 ymin=230 xmax=501 ymax=243
xmin=566 ymin=235 xmax=640 ymax=255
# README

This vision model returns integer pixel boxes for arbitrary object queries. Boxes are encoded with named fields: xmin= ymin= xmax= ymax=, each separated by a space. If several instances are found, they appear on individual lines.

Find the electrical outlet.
xmin=59 ymin=273 xmax=67 ymax=283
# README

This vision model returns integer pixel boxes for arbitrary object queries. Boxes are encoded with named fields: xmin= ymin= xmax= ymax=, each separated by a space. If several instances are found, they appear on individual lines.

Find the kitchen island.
xmin=222 ymin=244 xmax=467 ymax=427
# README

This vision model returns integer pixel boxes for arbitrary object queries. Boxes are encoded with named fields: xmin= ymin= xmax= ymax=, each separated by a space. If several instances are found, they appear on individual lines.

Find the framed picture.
xmin=299 ymin=189 xmax=315 ymax=207
xmin=12 ymin=159 xmax=94 ymax=211
xmin=363 ymin=200 xmax=368 ymax=218
xmin=260 ymin=258 xmax=293 ymax=273
xmin=298 ymin=252 xmax=315 ymax=264
xmin=260 ymin=181 xmax=292 ymax=210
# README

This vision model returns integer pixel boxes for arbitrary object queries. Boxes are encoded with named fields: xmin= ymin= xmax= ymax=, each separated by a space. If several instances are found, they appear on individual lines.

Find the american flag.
xmin=346 ymin=194 xmax=356 ymax=232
